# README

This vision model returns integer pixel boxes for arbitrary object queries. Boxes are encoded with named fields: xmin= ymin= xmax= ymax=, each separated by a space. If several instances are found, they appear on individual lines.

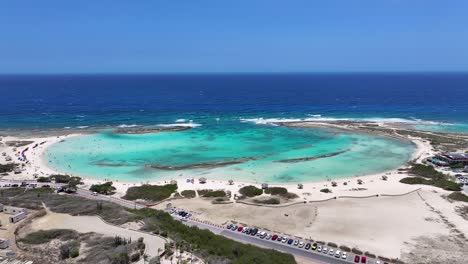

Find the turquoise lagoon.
xmin=44 ymin=122 xmax=415 ymax=183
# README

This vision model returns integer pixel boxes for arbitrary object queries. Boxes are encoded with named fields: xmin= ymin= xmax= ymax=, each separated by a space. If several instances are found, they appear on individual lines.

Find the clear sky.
xmin=1 ymin=0 xmax=467 ymax=73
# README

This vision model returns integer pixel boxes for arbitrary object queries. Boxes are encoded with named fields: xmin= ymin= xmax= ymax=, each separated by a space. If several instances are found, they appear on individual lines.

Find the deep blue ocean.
xmin=1 ymin=73 xmax=468 ymax=131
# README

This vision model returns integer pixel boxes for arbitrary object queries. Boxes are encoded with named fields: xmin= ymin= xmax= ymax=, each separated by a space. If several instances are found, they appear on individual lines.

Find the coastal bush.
xmin=265 ymin=187 xmax=288 ymax=195
xmin=447 ymin=192 xmax=468 ymax=203
xmin=90 ymin=181 xmax=116 ymax=195
xmin=202 ymin=190 xmax=226 ymax=198
xmin=19 ymin=229 xmax=78 ymax=244
xmin=327 ymin=242 xmax=338 ymax=247
xmin=282 ymin=192 xmax=299 ymax=199
xmin=365 ymin=252 xmax=377 ymax=258
xmin=339 ymin=245 xmax=351 ymax=252
xmin=50 ymin=174 xmax=72 ymax=183
xmin=253 ymin=197 xmax=280 ymax=205
xmin=351 ymin=248 xmax=363 ymax=255
xmin=70 ymin=248 xmax=80 ymax=258
xmin=196 ymin=189 xmax=212 ymax=196
xmin=0 ymin=163 xmax=17 ymax=173
xmin=123 ymin=184 xmax=177 ymax=202
xmin=449 ymin=163 xmax=465 ymax=169
xmin=400 ymin=177 xmax=462 ymax=191
xmin=320 ymin=188 xmax=332 ymax=193
xmin=239 ymin=185 xmax=263 ymax=197
xmin=37 ymin=176 xmax=51 ymax=182
xmin=408 ymin=164 xmax=446 ymax=179
xmin=181 ymin=190 xmax=196 ymax=198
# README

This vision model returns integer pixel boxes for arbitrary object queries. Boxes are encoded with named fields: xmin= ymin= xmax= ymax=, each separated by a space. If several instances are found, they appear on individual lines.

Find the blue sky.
xmin=1 ymin=0 xmax=467 ymax=73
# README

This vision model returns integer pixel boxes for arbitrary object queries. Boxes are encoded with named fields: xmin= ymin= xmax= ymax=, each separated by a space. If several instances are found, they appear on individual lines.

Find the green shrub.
xmin=70 ymin=248 xmax=80 ymax=258
xmin=282 ymin=192 xmax=299 ymax=199
xmin=327 ymin=242 xmax=338 ymax=247
xmin=339 ymin=245 xmax=351 ymax=252
xmin=239 ymin=186 xmax=263 ymax=197
xmin=320 ymin=188 xmax=332 ymax=193
xmin=181 ymin=190 xmax=196 ymax=198
xmin=253 ymin=198 xmax=280 ymax=204
xmin=352 ymin=248 xmax=363 ymax=255
xmin=123 ymin=184 xmax=177 ymax=202
xmin=202 ymin=190 xmax=226 ymax=198
xmin=0 ymin=163 xmax=17 ymax=173
xmin=409 ymin=164 xmax=446 ymax=179
xmin=447 ymin=192 xmax=468 ymax=203
xmin=449 ymin=163 xmax=465 ymax=169
xmin=265 ymin=187 xmax=288 ymax=195
xmin=90 ymin=182 xmax=116 ymax=195
xmin=400 ymin=177 xmax=462 ymax=191
xmin=37 ymin=176 xmax=51 ymax=182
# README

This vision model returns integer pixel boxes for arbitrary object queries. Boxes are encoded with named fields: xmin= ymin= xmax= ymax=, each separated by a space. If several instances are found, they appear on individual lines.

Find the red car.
xmin=237 ymin=226 xmax=243 ymax=232
xmin=354 ymin=256 xmax=360 ymax=263
xmin=361 ymin=256 xmax=367 ymax=263
xmin=271 ymin=234 xmax=278 ymax=241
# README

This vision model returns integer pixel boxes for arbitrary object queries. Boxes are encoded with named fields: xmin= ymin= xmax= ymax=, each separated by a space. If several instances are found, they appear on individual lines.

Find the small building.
xmin=10 ymin=212 xmax=27 ymax=223
xmin=0 ymin=238 xmax=9 ymax=249
xmin=436 ymin=153 xmax=468 ymax=165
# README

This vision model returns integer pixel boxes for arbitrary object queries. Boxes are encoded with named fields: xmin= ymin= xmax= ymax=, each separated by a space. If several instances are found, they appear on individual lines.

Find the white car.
xmin=341 ymin=252 xmax=347 ymax=259
xmin=322 ymin=247 xmax=328 ymax=254
xmin=91 ymin=192 xmax=98 ymax=196
xmin=329 ymin=249 xmax=334 ymax=255
xmin=335 ymin=250 xmax=341 ymax=258
xmin=298 ymin=242 xmax=304 ymax=248
xmin=293 ymin=240 xmax=299 ymax=246
xmin=265 ymin=234 xmax=272 ymax=240
xmin=317 ymin=245 xmax=322 ymax=252
xmin=281 ymin=237 xmax=287 ymax=243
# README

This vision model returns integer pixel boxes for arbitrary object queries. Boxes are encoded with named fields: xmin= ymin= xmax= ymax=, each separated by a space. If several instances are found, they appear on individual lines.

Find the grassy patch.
xmin=202 ymin=190 xmax=226 ymax=198
xmin=254 ymin=197 xmax=280 ymax=205
xmin=408 ymin=164 xmax=446 ymax=179
xmin=122 ymin=184 xmax=177 ymax=202
xmin=19 ymin=229 xmax=79 ymax=244
xmin=447 ymin=192 xmax=468 ymax=203
xmin=265 ymin=187 xmax=288 ymax=195
xmin=320 ymin=188 xmax=332 ymax=193
xmin=181 ymin=190 xmax=196 ymax=198
xmin=400 ymin=177 xmax=462 ymax=191
xmin=239 ymin=185 xmax=263 ymax=197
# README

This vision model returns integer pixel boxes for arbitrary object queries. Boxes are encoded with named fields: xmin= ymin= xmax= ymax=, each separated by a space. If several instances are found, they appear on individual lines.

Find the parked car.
xmin=335 ymin=250 xmax=341 ymax=258
xmin=226 ymin=224 xmax=232 ymax=229
xmin=317 ymin=245 xmax=322 ymax=252
xmin=237 ymin=226 xmax=243 ymax=232
xmin=250 ymin=228 xmax=258 ymax=236
xmin=329 ymin=249 xmax=334 ymax=255
xmin=298 ymin=242 xmax=304 ymax=248
xmin=341 ymin=252 xmax=347 ymax=259
xmin=266 ymin=234 xmax=272 ymax=240
xmin=271 ymin=234 xmax=278 ymax=241
xmin=293 ymin=240 xmax=299 ymax=246
xmin=231 ymin=225 xmax=238 ymax=231
xmin=281 ymin=237 xmax=287 ymax=243
xmin=11 ymin=184 xmax=18 ymax=187
xmin=305 ymin=243 xmax=311 ymax=250
xmin=287 ymin=239 xmax=293 ymax=245
xmin=361 ymin=256 xmax=367 ymax=263
xmin=354 ymin=256 xmax=360 ymax=263
xmin=311 ymin=243 xmax=317 ymax=250
xmin=322 ymin=247 xmax=328 ymax=254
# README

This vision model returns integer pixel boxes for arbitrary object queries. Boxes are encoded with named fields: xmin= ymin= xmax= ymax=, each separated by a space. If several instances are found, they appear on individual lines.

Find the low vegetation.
xmin=265 ymin=187 xmax=288 ymax=195
xmin=408 ymin=164 xmax=446 ymax=179
xmin=447 ymin=192 xmax=468 ymax=203
xmin=449 ymin=163 xmax=465 ymax=169
xmin=19 ymin=229 xmax=79 ymax=244
xmin=400 ymin=177 xmax=462 ymax=191
xmin=253 ymin=197 xmax=280 ymax=205
xmin=131 ymin=208 xmax=296 ymax=264
xmin=180 ymin=190 xmax=196 ymax=198
xmin=4 ymin=188 xmax=296 ymax=263
xmin=49 ymin=174 xmax=82 ymax=185
xmin=122 ymin=183 xmax=177 ymax=202
xmin=90 ymin=181 xmax=116 ymax=195
xmin=239 ymin=185 xmax=263 ymax=197
xmin=320 ymin=188 xmax=332 ymax=193
xmin=0 ymin=163 xmax=17 ymax=173
xmin=201 ymin=190 xmax=226 ymax=198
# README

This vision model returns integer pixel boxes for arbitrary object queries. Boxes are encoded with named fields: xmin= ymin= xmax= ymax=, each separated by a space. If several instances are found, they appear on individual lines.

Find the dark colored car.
xmin=305 ymin=243 xmax=311 ymax=250
xmin=287 ymin=239 xmax=293 ymax=245
xmin=354 ymin=256 xmax=360 ymax=263
xmin=250 ymin=228 xmax=258 ymax=236
xmin=361 ymin=256 xmax=367 ymax=263
xmin=226 ymin=224 xmax=233 ymax=229
xmin=271 ymin=234 xmax=278 ymax=241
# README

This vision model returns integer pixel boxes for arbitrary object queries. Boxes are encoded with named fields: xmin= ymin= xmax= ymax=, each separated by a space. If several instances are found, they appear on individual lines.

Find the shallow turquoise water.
xmin=45 ymin=123 xmax=415 ymax=183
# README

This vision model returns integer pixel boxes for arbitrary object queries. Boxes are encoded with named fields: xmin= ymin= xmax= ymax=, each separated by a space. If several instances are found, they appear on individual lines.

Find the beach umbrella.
xmin=228 ymin=179 xmax=234 ymax=185
xmin=381 ymin=175 xmax=388 ymax=181
xmin=357 ymin=179 xmax=363 ymax=185
xmin=297 ymin=183 xmax=303 ymax=189
xmin=331 ymin=181 xmax=337 ymax=187
xmin=199 ymin=177 xmax=207 ymax=184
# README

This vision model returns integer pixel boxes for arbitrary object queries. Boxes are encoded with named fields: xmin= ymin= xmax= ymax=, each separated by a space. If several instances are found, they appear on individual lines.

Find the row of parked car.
xmin=226 ymin=223 xmax=389 ymax=264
